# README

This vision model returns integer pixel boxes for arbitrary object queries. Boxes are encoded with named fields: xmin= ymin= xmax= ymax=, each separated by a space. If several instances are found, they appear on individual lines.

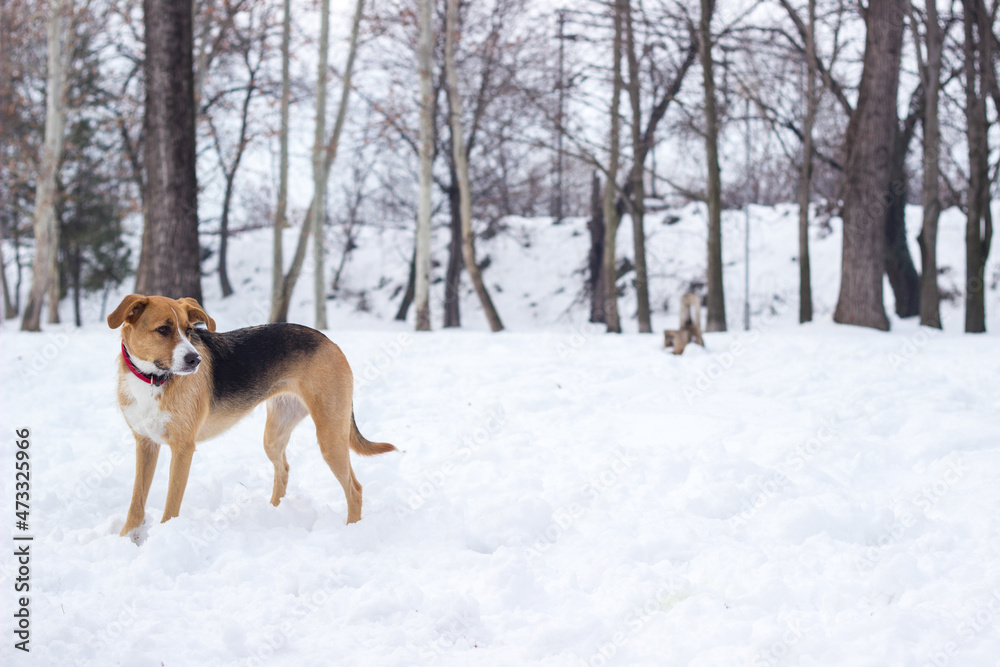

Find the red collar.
xmin=121 ymin=343 xmax=169 ymax=387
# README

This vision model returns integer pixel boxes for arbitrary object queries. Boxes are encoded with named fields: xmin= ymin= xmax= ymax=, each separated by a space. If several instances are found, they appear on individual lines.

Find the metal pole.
xmin=744 ymin=96 xmax=751 ymax=332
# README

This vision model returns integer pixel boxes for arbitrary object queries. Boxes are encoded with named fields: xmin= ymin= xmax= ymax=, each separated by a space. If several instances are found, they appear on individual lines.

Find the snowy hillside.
xmin=193 ymin=202 xmax=1000 ymax=334
xmin=2 ymin=205 xmax=1000 ymax=666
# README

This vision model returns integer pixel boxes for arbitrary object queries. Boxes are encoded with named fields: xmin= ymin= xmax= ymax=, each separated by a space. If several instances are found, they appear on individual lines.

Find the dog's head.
xmin=108 ymin=294 xmax=217 ymax=375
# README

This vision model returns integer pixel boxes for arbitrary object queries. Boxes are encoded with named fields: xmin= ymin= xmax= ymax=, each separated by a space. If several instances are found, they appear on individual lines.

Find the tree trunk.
xmin=444 ymin=0 xmax=503 ymax=332
xmin=797 ymin=0 xmax=817 ymax=324
xmin=624 ymin=0 xmax=650 ymax=333
xmin=911 ymin=2 xmax=944 ymax=329
xmin=22 ymin=0 xmax=68 ymax=332
xmin=13 ymin=224 xmax=23 ymax=313
xmin=1 ymin=226 xmax=15 ymax=318
xmin=218 ymin=177 xmax=235 ymax=298
xmin=602 ymin=0 xmax=624 ymax=334
xmin=884 ymin=95 xmax=921 ymax=319
xmin=616 ymin=30 xmax=698 ymax=308
xmin=216 ymin=60 xmax=257 ymax=300
xmin=700 ymin=0 xmax=726 ymax=332
xmin=135 ymin=0 xmax=201 ymax=302
xmin=613 ymin=22 xmax=696 ymax=329
xmin=589 ymin=171 xmax=606 ymax=324
xmin=0 ymin=2 xmax=10 ymax=321
xmin=414 ymin=0 xmax=434 ymax=332
xmin=833 ymin=0 xmax=903 ymax=331
xmin=270 ymin=0 xmax=363 ymax=324
xmin=71 ymin=244 xmax=81 ymax=327
xmin=917 ymin=0 xmax=943 ymax=329
xmin=395 ymin=245 xmax=416 ymax=321
xmin=48 ymin=197 xmax=61 ymax=324
xmin=271 ymin=213 xmax=311 ymax=323
xmin=270 ymin=0 xmax=291 ymax=321
xmin=444 ymin=180 xmax=462 ymax=328
xmin=321 ymin=0 xmax=364 ymax=190
xmin=311 ymin=0 xmax=331 ymax=329
xmin=963 ymin=0 xmax=993 ymax=333
xmin=46 ymin=215 xmax=60 ymax=324
xmin=331 ymin=187 xmax=361 ymax=291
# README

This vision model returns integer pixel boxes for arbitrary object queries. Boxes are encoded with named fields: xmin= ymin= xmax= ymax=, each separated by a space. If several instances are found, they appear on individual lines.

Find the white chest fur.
xmin=120 ymin=372 xmax=171 ymax=445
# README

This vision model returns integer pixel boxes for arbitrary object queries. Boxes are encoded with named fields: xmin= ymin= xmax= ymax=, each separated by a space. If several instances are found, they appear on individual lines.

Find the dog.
xmin=663 ymin=293 xmax=705 ymax=355
xmin=108 ymin=294 xmax=395 ymax=537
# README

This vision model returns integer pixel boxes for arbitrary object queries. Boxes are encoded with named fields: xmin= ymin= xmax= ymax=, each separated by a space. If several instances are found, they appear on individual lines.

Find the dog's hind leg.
xmin=318 ymin=423 xmax=363 ymax=523
xmin=299 ymin=345 xmax=367 ymax=524
xmin=263 ymin=395 xmax=309 ymax=506
xmin=309 ymin=405 xmax=363 ymax=524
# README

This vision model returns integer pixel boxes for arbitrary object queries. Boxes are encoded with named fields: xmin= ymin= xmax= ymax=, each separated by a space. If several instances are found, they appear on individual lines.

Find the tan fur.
xmin=663 ymin=293 xmax=705 ymax=355
xmin=109 ymin=294 xmax=395 ymax=537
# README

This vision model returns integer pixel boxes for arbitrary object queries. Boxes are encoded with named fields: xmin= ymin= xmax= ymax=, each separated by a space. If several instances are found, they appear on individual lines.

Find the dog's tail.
xmin=349 ymin=412 xmax=397 ymax=456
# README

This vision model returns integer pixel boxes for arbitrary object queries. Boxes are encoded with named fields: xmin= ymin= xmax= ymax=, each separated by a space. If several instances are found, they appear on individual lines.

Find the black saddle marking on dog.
xmin=193 ymin=324 xmax=325 ymax=408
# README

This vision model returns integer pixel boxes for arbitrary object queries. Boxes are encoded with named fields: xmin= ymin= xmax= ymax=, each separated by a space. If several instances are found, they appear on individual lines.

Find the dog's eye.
xmin=156 ymin=326 xmax=171 ymax=336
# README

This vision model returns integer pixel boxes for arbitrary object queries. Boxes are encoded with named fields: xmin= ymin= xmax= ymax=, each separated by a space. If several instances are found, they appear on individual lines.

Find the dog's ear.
xmin=107 ymin=294 xmax=149 ymax=329
xmin=178 ymin=297 xmax=216 ymax=332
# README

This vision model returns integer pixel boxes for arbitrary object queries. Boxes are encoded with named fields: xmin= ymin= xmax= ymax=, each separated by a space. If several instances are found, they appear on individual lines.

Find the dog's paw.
xmin=120 ymin=521 xmax=150 ymax=546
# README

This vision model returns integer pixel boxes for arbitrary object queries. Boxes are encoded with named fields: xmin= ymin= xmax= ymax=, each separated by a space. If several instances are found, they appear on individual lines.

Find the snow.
xmin=2 ymin=204 xmax=1000 ymax=666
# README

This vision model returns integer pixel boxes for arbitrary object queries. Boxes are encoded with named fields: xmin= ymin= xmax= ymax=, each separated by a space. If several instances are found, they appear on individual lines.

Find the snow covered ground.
xmin=2 ymin=205 xmax=1000 ymax=666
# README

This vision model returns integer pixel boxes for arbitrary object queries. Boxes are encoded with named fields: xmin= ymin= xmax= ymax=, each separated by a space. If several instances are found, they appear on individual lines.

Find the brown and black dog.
xmin=108 ymin=294 xmax=395 ymax=537
xmin=663 ymin=293 xmax=705 ymax=355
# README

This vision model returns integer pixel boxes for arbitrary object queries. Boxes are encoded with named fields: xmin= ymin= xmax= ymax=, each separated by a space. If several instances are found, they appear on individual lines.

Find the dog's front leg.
xmin=161 ymin=442 xmax=196 ymax=523
xmin=121 ymin=435 xmax=161 ymax=536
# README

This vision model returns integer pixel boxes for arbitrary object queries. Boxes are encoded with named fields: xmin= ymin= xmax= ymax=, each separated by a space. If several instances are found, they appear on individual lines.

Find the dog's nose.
xmin=184 ymin=351 xmax=201 ymax=367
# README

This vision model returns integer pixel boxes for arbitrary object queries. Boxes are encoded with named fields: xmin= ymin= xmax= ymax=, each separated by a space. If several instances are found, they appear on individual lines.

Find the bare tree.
xmin=270 ymin=0 xmax=363 ymax=325
xmin=331 ymin=152 xmax=376 ymax=292
xmin=910 ymin=0 xmax=944 ymax=329
xmin=207 ymin=11 xmax=267 ymax=298
xmin=884 ymin=86 xmax=922 ymax=319
xmin=415 ymin=0 xmax=434 ymax=331
xmin=700 ymin=0 xmax=725 ymax=332
xmin=193 ymin=0 xmax=249 ymax=114
xmin=22 ymin=0 xmax=69 ymax=331
xmin=135 ymin=0 xmax=202 ymax=302
xmin=623 ymin=0 xmax=649 ymax=333
xmin=774 ymin=0 xmax=917 ymax=321
xmin=751 ymin=0 xmax=853 ymax=212
xmin=833 ymin=0 xmax=905 ymax=330
xmin=621 ymin=4 xmax=697 ymax=333
xmin=0 ymin=0 xmax=25 ymax=320
xmin=311 ymin=0 xmax=332 ymax=329
xmin=128 ymin=0 xmax=243 ymax=297
xmin=961 ymin=0 xmax=993 ymax=333
xmin=444 ymin=165 xmax=462 ymax=327
xmin=588 ymin=171 xmax=605 ymax=323
xmin=444 ymin=0 xmax=503 ymax=332
xmin=602 ymin=0 xmax=624 ymax=334
xmin=270 ymin=0 xmax=291 ymax=321
xmin=795 ymin=0 xmax=818 ymax=324
xmin=1 ymin=266 xmax=14 ymax=319
xmin=439 ymin=1 xmax=515 ymax=329
xmin=1 ymin=222 xmax=15 ymax=317
xmin=547 ymin=4 xmax=693 ymax=329
xmin=361 ymin=0 xmax=548 ymax=329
